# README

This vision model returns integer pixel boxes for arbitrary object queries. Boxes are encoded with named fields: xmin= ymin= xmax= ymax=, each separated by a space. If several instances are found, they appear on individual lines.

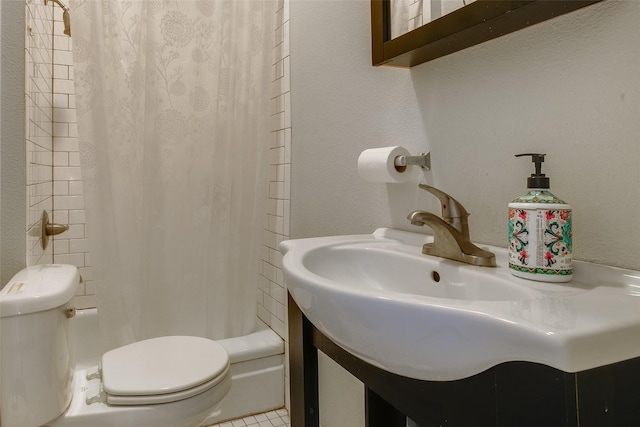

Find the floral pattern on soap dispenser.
xmin=509 ymin=209 xmax=529 ymax=265
xmin=508 ymin=207 xmax=572 ymax=277
xmin=544 ymin=210 xmax=572 ymax=267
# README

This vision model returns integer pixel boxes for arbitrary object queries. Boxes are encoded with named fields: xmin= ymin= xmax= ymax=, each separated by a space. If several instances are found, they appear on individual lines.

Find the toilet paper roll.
xmin=357 ymin=146 xmax=411 ymax=183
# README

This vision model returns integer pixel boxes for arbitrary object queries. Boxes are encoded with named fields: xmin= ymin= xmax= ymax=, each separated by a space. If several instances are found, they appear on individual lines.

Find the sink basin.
xmin=303 ymin=242 xmax=534 ymax=302
xmin=280 ymin=228 xmax=640 ymax=381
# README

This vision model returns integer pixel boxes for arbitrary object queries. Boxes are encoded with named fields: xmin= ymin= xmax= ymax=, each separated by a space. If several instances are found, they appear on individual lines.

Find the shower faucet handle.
xmin=40 ymin=210 xmax=69 ymax=250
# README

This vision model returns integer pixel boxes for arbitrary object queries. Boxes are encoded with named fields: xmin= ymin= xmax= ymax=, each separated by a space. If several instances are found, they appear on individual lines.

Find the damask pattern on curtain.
xmin=72 ymin=0 xmax=273 ymax=351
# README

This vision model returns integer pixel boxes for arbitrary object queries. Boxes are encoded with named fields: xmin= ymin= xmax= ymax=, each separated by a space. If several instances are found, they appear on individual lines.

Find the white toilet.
xmin=0 ymin=264 xmax=232 ymax=427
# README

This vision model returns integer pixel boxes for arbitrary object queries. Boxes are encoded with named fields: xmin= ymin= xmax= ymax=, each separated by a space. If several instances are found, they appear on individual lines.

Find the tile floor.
xmin=207 ymin=408 xmax=290 ymax=427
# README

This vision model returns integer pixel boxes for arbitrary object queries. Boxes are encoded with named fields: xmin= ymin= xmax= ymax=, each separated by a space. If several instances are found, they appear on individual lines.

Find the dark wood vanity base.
xmin=289 ymin=292 xmax=640 ymax=427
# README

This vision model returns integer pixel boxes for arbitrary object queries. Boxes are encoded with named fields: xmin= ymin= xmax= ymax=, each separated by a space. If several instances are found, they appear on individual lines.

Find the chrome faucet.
xmin=408 ymin=184 xmax=496 ymax=267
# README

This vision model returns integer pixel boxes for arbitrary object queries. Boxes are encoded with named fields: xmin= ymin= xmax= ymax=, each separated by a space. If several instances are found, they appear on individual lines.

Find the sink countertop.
xmin=280 ymin=228 xmax=640 ymax=381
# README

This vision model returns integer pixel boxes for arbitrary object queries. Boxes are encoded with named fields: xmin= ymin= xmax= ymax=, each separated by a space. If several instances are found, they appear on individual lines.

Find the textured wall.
xmin=409 ymin=1 xmax=640 ymax=270
xmin=1 ymin=1 xmax=27 ymax=285
xmin=290 ymin=0 xmax=640 ymax=270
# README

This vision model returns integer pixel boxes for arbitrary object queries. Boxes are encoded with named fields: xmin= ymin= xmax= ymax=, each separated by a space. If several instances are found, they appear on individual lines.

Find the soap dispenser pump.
xmin=508 ymin=153 xmax=572 ymax=282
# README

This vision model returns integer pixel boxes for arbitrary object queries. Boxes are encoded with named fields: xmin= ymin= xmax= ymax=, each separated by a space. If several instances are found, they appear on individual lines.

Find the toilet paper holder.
xmin=393 ymin=152 xmax=431 ymax=171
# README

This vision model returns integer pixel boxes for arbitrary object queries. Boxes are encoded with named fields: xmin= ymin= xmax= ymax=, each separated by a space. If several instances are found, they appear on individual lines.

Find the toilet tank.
xmin=0 ymin=264 xmax=80 ymax=427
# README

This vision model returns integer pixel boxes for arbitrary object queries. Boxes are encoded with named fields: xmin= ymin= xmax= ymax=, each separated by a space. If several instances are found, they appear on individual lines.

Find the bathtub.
xmin=70 ymin=309 xmax=285 ymax=425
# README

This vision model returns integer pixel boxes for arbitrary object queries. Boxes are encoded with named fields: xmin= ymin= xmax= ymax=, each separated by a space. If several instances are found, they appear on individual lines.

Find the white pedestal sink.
xmin=280 ymin=228 xmax=640 ymax=381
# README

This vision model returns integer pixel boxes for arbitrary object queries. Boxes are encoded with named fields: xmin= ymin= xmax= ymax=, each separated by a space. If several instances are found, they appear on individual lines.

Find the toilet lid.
xmin=101 ymin=336 xmax=229 ymax=403
xmin=105 ymin=369 xmax=230 ymax=405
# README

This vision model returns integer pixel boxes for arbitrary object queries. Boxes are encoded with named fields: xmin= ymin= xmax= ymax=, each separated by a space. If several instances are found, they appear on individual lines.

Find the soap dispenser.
xmin=508 ymin=153 xmax=572 ymax=282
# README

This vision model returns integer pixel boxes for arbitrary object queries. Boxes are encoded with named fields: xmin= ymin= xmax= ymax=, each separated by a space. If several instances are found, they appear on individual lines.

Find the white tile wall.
xmin=258 ymin=0 xmax=292 ymax=412
xmin=26 ymin=0 xmax=54 ymax=266
xmin=49 ymin=6 xmax=94 ymax=308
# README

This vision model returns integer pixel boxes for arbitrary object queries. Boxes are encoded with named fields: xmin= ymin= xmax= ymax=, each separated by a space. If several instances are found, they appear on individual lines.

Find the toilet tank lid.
xmin=1 ymin=264 xmax=80 ymax=317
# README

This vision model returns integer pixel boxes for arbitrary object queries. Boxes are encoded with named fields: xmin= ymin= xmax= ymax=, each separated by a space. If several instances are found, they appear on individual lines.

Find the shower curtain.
xmin=71 ymin=0 xmax=274 ymax=351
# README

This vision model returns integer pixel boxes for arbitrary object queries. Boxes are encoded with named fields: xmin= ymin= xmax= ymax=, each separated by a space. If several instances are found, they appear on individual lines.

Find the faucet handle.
xmin=418 ymin=184 xmax=470 ymax=237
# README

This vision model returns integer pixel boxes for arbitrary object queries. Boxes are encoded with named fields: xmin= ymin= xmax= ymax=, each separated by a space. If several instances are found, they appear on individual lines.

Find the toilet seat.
xmin=101 ymin=336 xmax=230 ymax=405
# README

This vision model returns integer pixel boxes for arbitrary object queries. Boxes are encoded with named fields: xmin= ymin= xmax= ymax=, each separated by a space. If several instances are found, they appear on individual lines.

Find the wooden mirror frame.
xmin=372 ymin=0 xmax=603 ymax=67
